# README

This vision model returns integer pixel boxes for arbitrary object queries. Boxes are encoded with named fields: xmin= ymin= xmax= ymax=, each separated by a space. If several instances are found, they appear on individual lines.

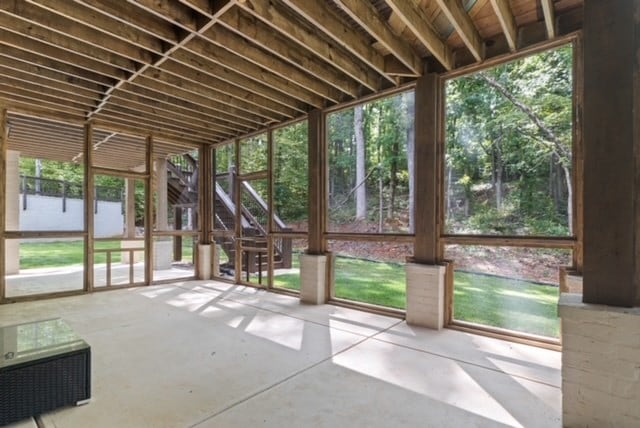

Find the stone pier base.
xmin=300 ymin=254 xmax=327 ymax=304
xmin=405 ymin=263 xmax=446 ymax=329
xmin=559 ymin=292 xmax=640 ymax=427
xmin=197 ymin=244 xmax=211 ymax=280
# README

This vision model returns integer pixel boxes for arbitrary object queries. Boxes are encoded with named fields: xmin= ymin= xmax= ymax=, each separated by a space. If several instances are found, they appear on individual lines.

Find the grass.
xmin=18 ymin=237 xmax=196 ymax=269
xmin=275 ymin=255 xmax=560 ymax=338
xmin=17 ymin=242 xmax=560 ymax=338
xmin=19 ymin=240 xmax=121 ymax=269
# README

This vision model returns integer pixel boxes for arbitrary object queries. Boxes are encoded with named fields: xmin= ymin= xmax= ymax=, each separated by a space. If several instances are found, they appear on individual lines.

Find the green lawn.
xmin=275 ymin=255 xmax=560 ymax=338
xmin=17 ymin=242 xmax=560 ymax=338
xmin=19 ymin=238 xmax=197 ymax=269
xmin=19 ymin=240 xmax=122 ymax=269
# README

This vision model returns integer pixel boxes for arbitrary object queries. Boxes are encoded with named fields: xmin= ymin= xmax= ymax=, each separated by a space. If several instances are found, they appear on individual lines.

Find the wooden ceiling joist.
xmin=490 ymin=0 xmax=518 ymax=51
xmin=1 ymin=31 xmax=128 ymax=81
xmin=277 ymin=0 xmax=395 ymax=86
xmin=385 ymin=0 xmax=454 ymax=70
xmin=213 ymin=12 xmax=352 ymax=100
xmin=436 ymin=0 xmax=485 ymax=62
xmin=237 ymin=0 xmax=382 ymax=92
xmin=540 ymin=0 xmax=556 ymax=39
xmin=175 ymin=38 xmax=327 ymax=108
xmin=332 ymin=0 xmax=422 ymax=76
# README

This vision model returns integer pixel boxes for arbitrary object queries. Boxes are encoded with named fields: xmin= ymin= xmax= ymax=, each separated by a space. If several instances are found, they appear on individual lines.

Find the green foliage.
xmin=274 ymin=121 xmax=309 ymax=222
xmin=327 ymin=90 xmax=414 ymax=228
xmin=446 ymin=45 xmax=573 ymax=236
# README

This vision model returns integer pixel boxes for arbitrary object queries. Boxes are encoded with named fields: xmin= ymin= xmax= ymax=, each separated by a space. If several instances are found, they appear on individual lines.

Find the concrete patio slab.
xmin=0 ymin=280 xmax=561 ymax=427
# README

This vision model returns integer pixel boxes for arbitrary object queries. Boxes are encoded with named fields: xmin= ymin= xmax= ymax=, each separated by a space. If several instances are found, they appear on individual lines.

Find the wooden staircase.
xmin=166 ymin=155 xmax=291 ymax=273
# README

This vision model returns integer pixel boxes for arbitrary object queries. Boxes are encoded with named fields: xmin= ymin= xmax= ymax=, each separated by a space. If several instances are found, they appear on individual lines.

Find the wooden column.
xmin=307 ymin=109 xmax=327 ymax=254
xmin=199 ymin=144 xmax=212 ymax=245
xmin=84 ymin=121 xmax=94 ymax=292
xmin=144 ymin=136 xmax=153 ymax=285
xmin=125 ymin=179 xmax=136 ymax=238
xmin=413 ymin=73 xmax=439 ymax=264
xmin=583 ymin=1 xmax=640 ymax=306
xmin=0 ymin=106 xmax=7 ymax=300
xmin=155 ymin=157 xmax=168 ymax=231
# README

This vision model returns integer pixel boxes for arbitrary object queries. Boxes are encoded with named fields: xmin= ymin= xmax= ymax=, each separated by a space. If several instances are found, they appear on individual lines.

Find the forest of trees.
xmin=327 ymin=91 xmax=415 ymax=233
xmin=445 ymin=45 xmax=573 ymax=236
xmin=18 ymin=45 xmax=573 ymax=240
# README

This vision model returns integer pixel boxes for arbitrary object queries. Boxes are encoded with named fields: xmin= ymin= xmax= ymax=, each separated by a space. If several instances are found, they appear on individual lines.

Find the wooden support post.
xmin=0 ymin=106 xmax=7 ymax=301
xmin=234 ymin=139 xmax=241 ymax=284
xmin=413 ymin=73 xmax=439 ymax=264
xmin=125 ymin=179 xmax=136 ymax=238
xmin=307 ymin=109 xmax=327 ymax=254
xmin=84 ymin=121 xmax=94 ymax=292
xmin=174 ymin=207 xmax=183 ymax=261
xmin=583 ymin=1 xmax=640 ymax=307
xmin=199 ymin=144 xmax=212 ymax=245
xmin=144 ymin=136 xmax=153 ymax=285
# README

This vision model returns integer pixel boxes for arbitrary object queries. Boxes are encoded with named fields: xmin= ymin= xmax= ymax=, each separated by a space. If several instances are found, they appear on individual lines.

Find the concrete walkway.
xmin=1 ymin=281 xmax=561 ymax=427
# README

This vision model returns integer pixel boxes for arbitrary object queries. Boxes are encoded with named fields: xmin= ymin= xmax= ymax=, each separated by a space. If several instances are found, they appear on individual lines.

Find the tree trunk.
xmin=494 ymin=139 xmax=503 ymax=210
xmin=389 ymin=140 xmax=398 ymax=219
xmin=355 ymin=105 xmax=366 ymax=220
xmin=405 ymin=93 xmax=415 ymax=232
xmin=562 ymin=164 xmax=573 ymax=235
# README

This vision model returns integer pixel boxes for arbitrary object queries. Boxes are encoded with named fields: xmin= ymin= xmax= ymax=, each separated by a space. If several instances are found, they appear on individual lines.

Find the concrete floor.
xmin=1 ymin=281 xmax=562 ymax=428
xmin=5 ymin=263 xmax=195 ymax=297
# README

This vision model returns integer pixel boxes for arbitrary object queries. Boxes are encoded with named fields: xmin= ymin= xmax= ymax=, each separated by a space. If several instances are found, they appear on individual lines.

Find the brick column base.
xmin=300 ymin=254 xmax=327 ymax=304
xmin=197 ymin=244 xmax=211 ymax=280
xmin=559 ymin=292 xmax=640 ymax=427
xmin=405 ymin=263 xmax=446 ymax=329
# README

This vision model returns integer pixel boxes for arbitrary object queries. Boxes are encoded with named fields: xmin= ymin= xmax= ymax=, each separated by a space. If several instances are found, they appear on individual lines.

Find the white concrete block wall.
xmin=19 ymin=195 xmax=123 ymax=238
xmin=300 ymin=254 xmax=327 ymax=304
xmin=405 ymin=264 xmax=446 ymax=329
xmin=559 ymin=293 xmax=640 ymax=427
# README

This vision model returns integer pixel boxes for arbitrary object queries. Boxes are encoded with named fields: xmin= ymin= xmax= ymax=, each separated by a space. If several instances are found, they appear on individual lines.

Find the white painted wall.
xmin=19 ymin=194 xmax=124 ymax=238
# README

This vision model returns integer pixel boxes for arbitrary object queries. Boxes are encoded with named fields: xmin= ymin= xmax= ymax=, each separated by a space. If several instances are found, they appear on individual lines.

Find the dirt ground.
xmin=293 ymin=220 xmax=569 ymax=284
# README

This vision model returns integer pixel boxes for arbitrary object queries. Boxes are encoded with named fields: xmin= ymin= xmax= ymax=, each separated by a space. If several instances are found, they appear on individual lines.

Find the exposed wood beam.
xmin=0 ymin=44 xmax=115 ymax=88
xmin=116 ymin=82 xmax=254 ymax=131
xmin=0 ymin=57 xmax=105 ymax=95
xmin=276 ymin=0 xmax=395 ymax=86
xmin=179 ymin=36 xmax=328 ymax=107
xmin=0 ymin=99 xmax=85 ymax=125
xmin=89 ymin=0 xmax=236 ymax=119
xmin=4 ymin=2 xmax=154 ymax=64
xmin=0 ymin=89 xmax=90 ymax=114
xmin=120 ymin=79 xmax=264 ymax=128
xmin=143 ymin=65 xmax=296 ymax=119
xmin=160 ymin=56 xmax=314 ymax=112
xmin=490 ymin=0 xmax=518 ymax=51
xmin=540 ymin=0 xmax=556 ymax=38
xmin=0 ymin=10 xmax=137 ymax=72
xmin=332 ymin=0 xmax=422 ymax=76
xmin=108 ymin=95 xmax=239 ymax=137
xmin=0 ymin=78 xmax=96 ymax=108
xmin=27 ymin=0 xmax=166 ymax=55
xmin=126 ymin=0 xmax=199 ymax=32
xmin=385 ymin=0 xmax=453 ymax=70
xmin=435 ymin=0 xmax=485 ymax=62
xmin=218 ymin=8 xmax=354 ymax=99
xmin=97 ymin=107 xmax=219 ymax=142
xmin=73 ymin=0 xmax=179 ymax=43
xmin=103 ymin=101 xmax=233 ymax=140
xmin=0 ymin=31 xmax=128 ymax=81
xmin=135 ymin=76 xmax=274 ymax=127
